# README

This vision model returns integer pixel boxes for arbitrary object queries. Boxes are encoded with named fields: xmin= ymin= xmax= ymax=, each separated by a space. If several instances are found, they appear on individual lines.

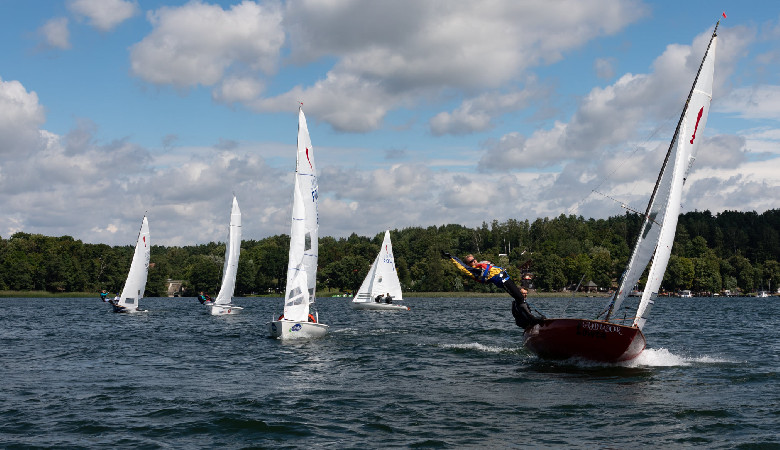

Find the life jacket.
xmin=277 ymin=314 xmax=316 ymax=323
xmin=448 ymin=255 xmax=508 ymax=287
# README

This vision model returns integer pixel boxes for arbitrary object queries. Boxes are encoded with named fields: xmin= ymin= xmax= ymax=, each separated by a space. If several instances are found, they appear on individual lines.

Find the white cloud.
xmin=716 ymin=85 xmax=780 ymax=120
xmin=282 ymin=0 xmax=645 ymax=130
xmin=595 ymin=57 xmax=616 ymax=80
xmin=686 ymin=173 xmax=780 ymax=214
xmin=68 ymin=0 xmax=139 ymax=32
xmin=39 ymin=17 xmax=71 ymax=50
xmin=286 ymin=0 xmax=646 ymax=88
xmin=0 ymin=117 xmax=295 ymax=245
xmin=213 ymin=76 xmax=266 ymax=104
xmin=251 ymin=72 xmax=397 ymax=132
xmin=477 ymin=25 xmax=752 ymax=172
xmin=694 ymin=135 xmax=747 ymax=169
xmin=0 ymin=78 xmax=46 ymax=156
xmin=130 ymin=1 xmax=284 ymax=88
xmin=429 ymin=85 xmax=545 ymax=136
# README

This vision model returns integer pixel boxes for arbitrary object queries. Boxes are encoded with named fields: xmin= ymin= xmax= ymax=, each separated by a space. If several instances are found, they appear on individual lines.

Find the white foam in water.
xmin=625 ymin=348 xmax=690 ymax=367
xmin=442 ymin=342 xmax=511 ymax=354
xmin=622 ymin=348 xmax=734 ymax=367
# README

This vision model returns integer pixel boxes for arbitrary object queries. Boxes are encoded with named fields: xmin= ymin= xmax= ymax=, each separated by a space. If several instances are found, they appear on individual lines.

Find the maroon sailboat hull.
xmin=523 ymin=318 xmax=646 ymax=362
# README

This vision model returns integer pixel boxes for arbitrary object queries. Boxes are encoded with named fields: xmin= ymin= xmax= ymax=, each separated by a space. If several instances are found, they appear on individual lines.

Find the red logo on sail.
xmin=306 ymin=147 xmax=313 ymax=169
xmin=690 ymin=107 xmax=703 ymax=144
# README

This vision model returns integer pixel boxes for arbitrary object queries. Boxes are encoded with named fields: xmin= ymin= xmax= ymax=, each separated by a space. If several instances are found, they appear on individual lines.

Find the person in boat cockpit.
xmin=100 ymin=290 xmax=109 ymax=302
xmin=384 ymin=293 xmax=393 ymax=304
xmin=198 ymin=292 xmax=212 ymax=304
xmin=442 ymin=252 xmax=544 ymax=329
xmin=375 ymin=294 xmax=383 ymax=303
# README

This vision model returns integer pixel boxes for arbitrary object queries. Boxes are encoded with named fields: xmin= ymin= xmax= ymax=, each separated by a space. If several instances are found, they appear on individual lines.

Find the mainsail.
xmin=214 ymin=196 xmax=242 ymax=305
xmin=606 ymin=23 xmax=718 ymax=328
xmin=119 ymin=216 xmax=150 ymax=309
xmin=283 ymin=107 xmax=319 ymax=322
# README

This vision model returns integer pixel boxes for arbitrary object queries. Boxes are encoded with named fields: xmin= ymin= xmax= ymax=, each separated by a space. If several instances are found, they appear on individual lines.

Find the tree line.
xmin=1 ymin=209 xmax=778 ymax=296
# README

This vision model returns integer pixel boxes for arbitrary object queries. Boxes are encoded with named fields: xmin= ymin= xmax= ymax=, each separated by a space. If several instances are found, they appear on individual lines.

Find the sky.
xmin=0 ymin=0 xmax=778 ymax=247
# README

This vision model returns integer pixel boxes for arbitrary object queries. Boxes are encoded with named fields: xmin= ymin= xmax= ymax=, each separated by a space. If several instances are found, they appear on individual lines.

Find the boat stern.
xmin=267 ymin=320 xmax=329 ymax=340
xmin=209 ymin=304 xmax=243 ymax=315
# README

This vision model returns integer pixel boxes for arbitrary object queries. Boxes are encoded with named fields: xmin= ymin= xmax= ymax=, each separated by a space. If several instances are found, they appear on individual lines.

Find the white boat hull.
xmin=112 ymin=304 xmax=147 ymax=313
xmin=267 ymin=320 xmax=329 ymax=340
xmin=351 ymin=302 xmax=409 ymax=311
xmin=209 ymin=304 xmax=243 ymax=315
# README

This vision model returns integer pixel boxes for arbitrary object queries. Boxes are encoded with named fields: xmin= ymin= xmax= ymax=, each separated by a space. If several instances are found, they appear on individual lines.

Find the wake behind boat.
xmin=352 ymin=230 xmax=408 ymax=311
xmin=524 ymin=21 xmax=719 ymax=362
xmin=208 ymin=196 xmax=244 ymax=315
xmin=108 ymin=215 xmax=151 ymax=313
xmin=267 ymin=106 xmax=329 ymax=340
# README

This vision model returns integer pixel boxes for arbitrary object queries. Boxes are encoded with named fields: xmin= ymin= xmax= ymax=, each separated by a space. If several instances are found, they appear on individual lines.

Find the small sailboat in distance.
xmin=267 ymin=106 xmax=329 ymax=339
xmin=111 ymin=215 xmax=150 ymax=313
xmin=209 ymin=196 xmax=244 ymax=315
xmin=524 ymin=20 xmax=719 ymax=362
xmin=352 ymin=230 xmax=408 ymax=311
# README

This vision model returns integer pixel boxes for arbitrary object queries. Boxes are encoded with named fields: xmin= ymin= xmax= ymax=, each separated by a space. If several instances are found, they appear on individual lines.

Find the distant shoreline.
xmin=3 ymin=290 xmax=769 ymax=299
xmin=0 ymin=290 xmax=610 ymax=299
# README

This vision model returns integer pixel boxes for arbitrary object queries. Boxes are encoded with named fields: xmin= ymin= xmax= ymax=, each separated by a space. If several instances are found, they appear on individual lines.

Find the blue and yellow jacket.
xmin=447 ymin=255 xmax=509 ymax=288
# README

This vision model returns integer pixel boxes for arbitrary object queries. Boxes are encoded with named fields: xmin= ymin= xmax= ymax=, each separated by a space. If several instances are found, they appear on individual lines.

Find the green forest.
xmin=1 ymin=209 xmax=778 ymax=297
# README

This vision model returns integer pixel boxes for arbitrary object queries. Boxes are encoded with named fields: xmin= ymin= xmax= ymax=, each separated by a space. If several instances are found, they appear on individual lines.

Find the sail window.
xmin=286 ymin=286 xmax=305 ymax=307
xmin=125 ymin=298 xmax=135 ymax=304
xmin=304 ymin=232 xmax=312 ymax=251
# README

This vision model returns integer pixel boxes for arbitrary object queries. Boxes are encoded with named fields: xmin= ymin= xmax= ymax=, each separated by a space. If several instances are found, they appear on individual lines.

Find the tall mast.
xmin=605 ymin=22 xmax=719 ymax=321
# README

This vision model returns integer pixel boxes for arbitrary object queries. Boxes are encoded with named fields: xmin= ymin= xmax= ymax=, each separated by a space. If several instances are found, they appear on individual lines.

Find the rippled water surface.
xmin=1 ymin=295 xmax=778 ymax=448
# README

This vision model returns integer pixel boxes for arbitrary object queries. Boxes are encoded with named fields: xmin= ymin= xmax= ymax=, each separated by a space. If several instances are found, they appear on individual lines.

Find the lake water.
xmin=1 ymin=295 xmax=777 ymax=448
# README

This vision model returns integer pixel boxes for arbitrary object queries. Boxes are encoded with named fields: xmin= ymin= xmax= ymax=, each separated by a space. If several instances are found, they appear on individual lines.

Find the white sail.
xmin=118 ymin=216 xmax=150 ymax=309
xmin=353 ymin=257 xmax=379 ymax=303
xmin=283 ymin=107 xmax=319 ymax=322
xmin=353 ymin=230 xmax=403 ymax=303
xmin=634 ymin=36 xmax=717 ymax=329
xmin=214 ymin=196 xmax=242 ymax=306
xmin=606 ymin=27 xmax=718 ymax=326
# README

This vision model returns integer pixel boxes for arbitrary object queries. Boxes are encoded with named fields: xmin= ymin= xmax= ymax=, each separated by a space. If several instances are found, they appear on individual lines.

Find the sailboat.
xmin=267 ymin=106 xmax=329 ymax=339
xmin=111 ymin=215 xmax=151 ymax=313
xmin=352 ymin=230 xmax=408 ymax=311
xmin=524 ymin=22 xmax=719 ymax=362
xmin=208 ymin=196 xmax=244 ymax=315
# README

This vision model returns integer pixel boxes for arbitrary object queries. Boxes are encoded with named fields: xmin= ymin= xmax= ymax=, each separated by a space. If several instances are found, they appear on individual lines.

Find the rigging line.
xmin=591 ymin=190 xmax=662 ymax=226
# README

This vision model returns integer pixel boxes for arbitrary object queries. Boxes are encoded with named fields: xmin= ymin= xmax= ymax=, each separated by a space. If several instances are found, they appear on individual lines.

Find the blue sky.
xmin=0 ymin=0 xmax=778 ymax=246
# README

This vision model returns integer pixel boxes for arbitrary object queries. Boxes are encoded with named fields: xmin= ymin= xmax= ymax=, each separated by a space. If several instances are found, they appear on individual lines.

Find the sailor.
xmin=384 ymin=293 xmax=393 ymax=304
xmin=198 ymin=292 xmax=212 ymax=304
xmin=100 ymin=290 xmax=109 ymax=302
xmin=375 ymin=294 xmax=383 ymax=303
xmin=442 ymin=252 xmax=543 ymax=328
